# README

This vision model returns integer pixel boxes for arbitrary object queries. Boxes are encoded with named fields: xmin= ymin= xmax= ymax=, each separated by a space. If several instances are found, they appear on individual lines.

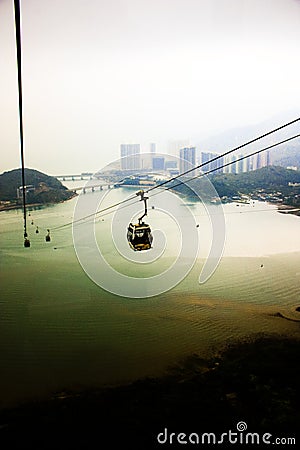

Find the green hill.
xmin=211 ymin=165 xmax=300 ymax=196
xmin=0 ymin=168 xmax=75 ymax=205
xmin=169 ymin=166 xmax=300 ymax=200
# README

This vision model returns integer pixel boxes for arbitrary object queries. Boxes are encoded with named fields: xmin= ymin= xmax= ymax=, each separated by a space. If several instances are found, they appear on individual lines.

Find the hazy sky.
xmin=1 ymin=0 xmax=300 ymax=175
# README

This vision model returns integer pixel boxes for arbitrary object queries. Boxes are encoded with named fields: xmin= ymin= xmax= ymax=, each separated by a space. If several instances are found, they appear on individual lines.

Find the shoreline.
xmin=1 ymin=194 xmax=299 ymax=217
xmin=0 ymin=202 xmax=48 ymax=212
xmin=276 ymin=203 xmax=300 ymax=216
xmin=0 ymin=193 xmax=77 ymax=213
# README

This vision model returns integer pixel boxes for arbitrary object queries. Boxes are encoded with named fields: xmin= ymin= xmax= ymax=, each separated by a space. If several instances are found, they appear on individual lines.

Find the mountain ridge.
xmin=195 ymin=109 xmax=300 ymax=168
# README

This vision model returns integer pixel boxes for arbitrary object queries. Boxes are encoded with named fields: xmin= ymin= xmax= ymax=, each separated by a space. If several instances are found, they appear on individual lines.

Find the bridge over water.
xmin=71 ymin=183 xmax=116 ymax=193
xmin=55 ymin=174 xmax=93 ymax=181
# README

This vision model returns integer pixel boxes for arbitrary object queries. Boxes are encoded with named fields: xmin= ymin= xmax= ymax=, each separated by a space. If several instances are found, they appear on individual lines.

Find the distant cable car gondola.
xmin=127 ymin=190 xmax=153 ymax=251
xmin=45 ymin=229 xmax=51 ymax=242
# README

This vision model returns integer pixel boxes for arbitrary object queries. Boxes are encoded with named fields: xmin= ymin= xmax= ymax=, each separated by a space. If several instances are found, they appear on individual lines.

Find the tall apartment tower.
xmin=120 ymin=144 xmax=141 ymax=170
xmin=223 ymin=154 xmax=237 ymax=174
xmin=179 ymin=147 xmax=196 ymax=175
xmin=265 ymin=150 xmax=271 ymax=167
xmin=150 ymin=143 xmax=156 ymax=154
xmin=201 ymin=152 xmax=223 ymax=173
xmin=200 ymin=152 xmax=211 ymax=171
xmin=242 ymin=157 xmax=250 ymax=173
xmin=223 ymin=153 xmax=249 ymax=174
xmin=252 ymin=150 xmax=270 ymax=171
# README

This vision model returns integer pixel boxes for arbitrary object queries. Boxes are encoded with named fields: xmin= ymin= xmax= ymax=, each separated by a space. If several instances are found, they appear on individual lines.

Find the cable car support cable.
xmin=149 ymin=132 xmax=300 ymax=197
xmin=11 ymin=1 xmax=300 ymax=246
xmin=14 ymin=0 xmax=30 ymax=247
xmin=146 ymin=117 xmax=300 ymax=194
xmin=54 ymin=130 xmax=300 ymax=230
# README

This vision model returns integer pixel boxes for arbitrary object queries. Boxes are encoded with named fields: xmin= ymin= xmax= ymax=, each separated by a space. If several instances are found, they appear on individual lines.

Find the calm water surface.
xmin=0 ymin=187 xmax=300 ymax=407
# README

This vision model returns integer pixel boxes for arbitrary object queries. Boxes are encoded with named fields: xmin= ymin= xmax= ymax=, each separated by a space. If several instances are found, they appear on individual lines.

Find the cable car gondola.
xmin=45 ymin=229 xmax=51 ymax=242
xmin=24 ymin=235 xmax=30 ymax=247
xmin=127 ymin=190 xmax=153 ymax=251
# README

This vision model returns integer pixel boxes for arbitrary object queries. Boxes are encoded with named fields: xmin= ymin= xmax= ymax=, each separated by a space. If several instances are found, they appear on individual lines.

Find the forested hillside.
xmin=0 ymin=168 xmax=75 ymax=204
xmin=169 ymin=166 xmax=300 ymax=200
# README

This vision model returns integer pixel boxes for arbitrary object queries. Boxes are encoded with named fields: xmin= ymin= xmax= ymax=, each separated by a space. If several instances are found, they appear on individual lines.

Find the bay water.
xmin=1 ymin=185 xmax=300 ymax=407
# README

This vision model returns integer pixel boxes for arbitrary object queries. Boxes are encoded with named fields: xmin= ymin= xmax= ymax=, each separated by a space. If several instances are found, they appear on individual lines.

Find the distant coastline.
xmin=1 ymin=165 xmax=300 ymax=216
xmin=1 ymin=193 xmax=299 ymax=218
xmin=0 ymin=193 xmax=77 ymax=213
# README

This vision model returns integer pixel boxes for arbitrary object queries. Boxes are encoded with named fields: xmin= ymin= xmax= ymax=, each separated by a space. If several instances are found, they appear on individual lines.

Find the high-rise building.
xmin=223 ymin=154 xmax=237 ymax=174
xmin=152 ymin=157 xmax=165 ymax=171
xmin=223 ymin=153 xmax=249 ymax=174
xmin=200 ymin=152 xmax=223 ymax=173
xmin=150 ymin=143 xmax=156 ymax=154
xmin=223 ymin=155 xmax=230 ymax=174
xmin=200 ymin=152 xmax=212 ymax=171
xmin=251 ymin=151 xmax=270 ymax=171
xmin=120 ymin=144 xmax=141 ymax=170
xmin=242 ymin=157 xmax=250 ymax=173
xmin=179 ymin=147 xmax=196 ymax=175
xmin=236 ymin=154 xmax=244 ymax=174
xmin=252 ymin=153 xmax=262 ymax=171
xmin=230 ymin=155 xmax=237 ymax=174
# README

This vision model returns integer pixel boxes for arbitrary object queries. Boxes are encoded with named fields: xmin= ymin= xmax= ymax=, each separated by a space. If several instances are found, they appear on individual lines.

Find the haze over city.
xmin=1 ymin=0 xmax=300 ymax=175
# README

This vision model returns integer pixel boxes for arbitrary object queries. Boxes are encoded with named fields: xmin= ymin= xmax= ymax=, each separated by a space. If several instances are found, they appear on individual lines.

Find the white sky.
xmin=0 ymin=0 xmax=300 ymax=175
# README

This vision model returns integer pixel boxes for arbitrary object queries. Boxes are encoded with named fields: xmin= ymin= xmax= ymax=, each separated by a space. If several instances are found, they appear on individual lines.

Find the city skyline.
xmin=1 ymin=0 xmax=300 ymax=175
xmin=117 ymin=141 xmax=272 ymax=175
